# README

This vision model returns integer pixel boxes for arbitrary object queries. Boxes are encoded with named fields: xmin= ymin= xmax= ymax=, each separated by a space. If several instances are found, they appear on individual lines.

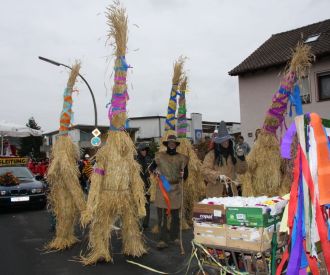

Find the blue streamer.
xmin=160 ymin=175 xmax=171 ymax=192
xmin=290 ymin=84 xmax=303 ymax=116
xmin=114 ymin=56 xmax=131 ymax=72
xmin=165 ymin=120 xmax=175 ymax=130
xmin=279 ymin=84 xmax=303 ymax=117
xmin=300 ymin=181 xmax=308 ymax=269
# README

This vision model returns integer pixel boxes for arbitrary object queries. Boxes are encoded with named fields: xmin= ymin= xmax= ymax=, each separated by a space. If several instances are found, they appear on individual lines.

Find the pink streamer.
xmin=108 ymin=90 xmax=129 ymax=122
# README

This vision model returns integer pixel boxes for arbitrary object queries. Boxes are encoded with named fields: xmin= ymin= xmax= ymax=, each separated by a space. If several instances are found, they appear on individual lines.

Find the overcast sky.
xmin=1 ymin=0 xmax=329 ymax=132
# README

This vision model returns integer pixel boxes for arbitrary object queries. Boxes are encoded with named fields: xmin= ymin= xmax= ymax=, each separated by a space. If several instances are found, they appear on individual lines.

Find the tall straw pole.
xmin=38 ymin=56 xmax=98 ymax=129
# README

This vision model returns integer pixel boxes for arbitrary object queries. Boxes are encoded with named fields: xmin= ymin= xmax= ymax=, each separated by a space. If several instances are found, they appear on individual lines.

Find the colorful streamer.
xmin=277 ymin=113 xmax=330 ymax=274
xmin=310 ymin=113 xmax=330 ymax=206
xmin=281 ymin=122 xmax=297 ymax=159
xmin=177 ymin=87 xmax=187 ymax=138
xmin=157 ymin=176 xmax=171 ymax=216
xmin=263 ymin=72 xmax=296 ymax=135
xmin=59 ymin=88 xmax=73 ymax=134
xmin=107 ymin=56 xmax=131 ymax=131
xmin=165 ymin=87 xmax=179 ymax=131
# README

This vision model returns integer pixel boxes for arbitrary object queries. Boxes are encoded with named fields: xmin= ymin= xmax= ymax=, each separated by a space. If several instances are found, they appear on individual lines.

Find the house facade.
xmin=229 ymin=19 xmax=330 ymax=146
xmin=129 ymin=115 xmax=241 ymax=143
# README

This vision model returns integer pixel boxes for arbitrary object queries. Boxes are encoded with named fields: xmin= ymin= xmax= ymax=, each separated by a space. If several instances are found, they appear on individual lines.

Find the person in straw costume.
xmin=80 ymin=2 xmax=146 ymax=265
xmin=45 ymin=61 xmax=86 ymax=250
xmin=149 ymin=134 xmax=189 ymax=249
xmin=149 ymin=57 xmax=185 ymax=234
xmin=202 ymin=121 xmax=247 ymax=198
xmin=241 ymin=42 xmax=313 ymax=197
xmin=176 ymin=76 xmax=205 ymax=229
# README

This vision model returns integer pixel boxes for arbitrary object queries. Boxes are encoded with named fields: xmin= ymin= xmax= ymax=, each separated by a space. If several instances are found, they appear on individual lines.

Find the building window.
xmin=300 ymin=76 xmax=311 ymax=104
xmin=317 ymin=72 xmax=330 ymax=101
xmin=304 ymin=34 xmax=320 ymax=43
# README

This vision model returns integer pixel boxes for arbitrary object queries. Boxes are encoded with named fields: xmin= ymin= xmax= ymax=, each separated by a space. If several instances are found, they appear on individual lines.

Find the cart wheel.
xmin=191 ymin=265 xmax=218 ymax=275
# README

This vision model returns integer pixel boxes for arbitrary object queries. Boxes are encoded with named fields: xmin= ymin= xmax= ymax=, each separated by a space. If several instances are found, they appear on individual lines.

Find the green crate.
xmin=226 ymin=207 xmax=282 ymax=228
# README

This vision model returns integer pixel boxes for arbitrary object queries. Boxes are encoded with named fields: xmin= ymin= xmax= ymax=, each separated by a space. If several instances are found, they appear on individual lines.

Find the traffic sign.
xmin=91 ymin=136 xmax=101 ymax=147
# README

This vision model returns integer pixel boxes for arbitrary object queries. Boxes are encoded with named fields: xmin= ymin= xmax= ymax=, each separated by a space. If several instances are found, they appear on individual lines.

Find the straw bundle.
xmin=81 ymin=2 xmax=146 ymax=265
xmin=176 ymin=77 xmax=205 ymax=229
xmin=242 ymin=43 xmax=313 ymax=196
xmin=45 ymin=62 xmax=86 ymax=250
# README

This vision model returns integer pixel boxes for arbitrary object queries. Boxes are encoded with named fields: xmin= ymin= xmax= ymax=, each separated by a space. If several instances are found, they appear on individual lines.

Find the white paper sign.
xmin=213 ymin=210 xmax=222 ymax=217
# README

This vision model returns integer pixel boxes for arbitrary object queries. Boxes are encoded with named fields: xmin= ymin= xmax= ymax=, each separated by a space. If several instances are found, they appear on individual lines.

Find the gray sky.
xmin=1 ymin=0 xmax=329 ymax=132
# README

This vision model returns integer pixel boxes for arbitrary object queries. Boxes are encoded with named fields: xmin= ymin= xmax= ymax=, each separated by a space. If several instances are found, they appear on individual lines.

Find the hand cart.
xmin=190 ymin=237 xmax=287 ymax=275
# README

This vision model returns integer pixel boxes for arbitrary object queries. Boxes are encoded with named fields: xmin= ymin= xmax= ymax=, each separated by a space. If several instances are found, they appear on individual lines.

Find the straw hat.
xmin=162 ymin=135 xmax=180 ymax=146
xmin=213 ymin=121 xmax=233 ymax=144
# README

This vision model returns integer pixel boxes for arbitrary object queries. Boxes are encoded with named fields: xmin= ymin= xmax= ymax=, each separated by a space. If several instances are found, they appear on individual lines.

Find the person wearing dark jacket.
xmin=136 ymin=143 xmax=153 ymax=229
xmin=149 ymin=135 xmax=189 ymax=249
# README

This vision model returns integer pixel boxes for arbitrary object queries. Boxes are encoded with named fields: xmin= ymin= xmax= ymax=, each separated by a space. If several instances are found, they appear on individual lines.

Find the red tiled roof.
xmin=229 ymin=19 xmax=330 ymax=76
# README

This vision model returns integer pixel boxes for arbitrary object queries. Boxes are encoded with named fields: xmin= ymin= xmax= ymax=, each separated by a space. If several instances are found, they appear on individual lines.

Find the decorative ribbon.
xmin=165 ymin=86 xmax=180 ymax=131
xmin=59 ymin=88 xmax=73 ymax=134
xmin=300 ymin=145 xmax=330 ymax=272
xmin=94 ymin=168 xmax=105 ymax=176
xmin=287 ymin=168 xmax=307 ymax=274
xmin=290 ymin=84 xmax=304 ymax=117
xmin=303 ymin=239 xmax=320 ymax=275
xmin=107 ymin=56 xmax=131 ymax=131
xmin=263 ymin=72 xmax=296 ymax=135
xmin=263 ymin=94 xmax=288 ymax=135
xmin=281 ymin=122 xmax=297 ymax=159
xmin=114 ymin=56 xmax=132 ymax=72
xmin=157 ymin=175 xmax=171 ymax=216
xmin=107 ymin=90 xmax=129 ymax=122
xmin=310 ymin=113 xmax=330 ymax=205
xmin=114 ymin=76 xmax=127 ymax=85
xmin=159 ymin=175 xmax=171 ymax=192
xmin=177 ymin=92 xmax=187 ymax=138
xmin=277 ymin=146 xmax=320 ymax=274
xmin=279 ymin=144 xmax=330 ymax=273
xmin=308 ymin=125 xmax=320 ymax=257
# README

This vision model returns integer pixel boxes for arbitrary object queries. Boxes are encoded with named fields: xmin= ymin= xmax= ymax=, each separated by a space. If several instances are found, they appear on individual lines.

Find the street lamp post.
xmin=38 ymin=56 xmax=98 ymax=129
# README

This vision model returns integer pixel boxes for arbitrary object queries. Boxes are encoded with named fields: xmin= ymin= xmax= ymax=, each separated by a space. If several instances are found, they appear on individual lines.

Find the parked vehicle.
xmin=0 ymin=157 xmax=46 ymax=209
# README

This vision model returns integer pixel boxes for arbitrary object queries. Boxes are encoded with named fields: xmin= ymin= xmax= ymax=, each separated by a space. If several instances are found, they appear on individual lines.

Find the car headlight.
xmin=31 ymin=188 xmax=43 ymax=194
xmin=0 ymin=190 xmax=6 ymax=196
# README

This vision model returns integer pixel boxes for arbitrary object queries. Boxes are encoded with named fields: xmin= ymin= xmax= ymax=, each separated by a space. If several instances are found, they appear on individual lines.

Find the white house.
xmin=229 ymin=19 xmax=330 ymax=145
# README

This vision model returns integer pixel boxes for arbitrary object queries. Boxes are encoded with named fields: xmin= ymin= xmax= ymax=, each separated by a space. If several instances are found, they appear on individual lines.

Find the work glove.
xmin=217 ymin=174 xmax=227 ymax=182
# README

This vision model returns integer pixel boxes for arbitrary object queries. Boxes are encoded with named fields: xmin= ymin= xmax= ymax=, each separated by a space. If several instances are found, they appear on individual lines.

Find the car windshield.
xmin=0 ymin=167 xmax=34 ymax=179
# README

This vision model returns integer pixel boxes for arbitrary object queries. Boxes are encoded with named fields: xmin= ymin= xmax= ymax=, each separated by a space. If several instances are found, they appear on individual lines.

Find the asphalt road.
xmin=0 ymin=206 xmax=196 ymax=275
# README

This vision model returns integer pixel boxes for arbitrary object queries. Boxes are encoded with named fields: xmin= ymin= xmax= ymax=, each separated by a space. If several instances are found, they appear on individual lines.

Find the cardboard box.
xmin=226 ymin=206 xmax=282 ymax=227
xmin=193 ymin=203 xmax=226 ymax=224
xmin=226 ymin=225 xmax=274 ymax=252
xmin=194 ymin=221 xmax=227 ymax=246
